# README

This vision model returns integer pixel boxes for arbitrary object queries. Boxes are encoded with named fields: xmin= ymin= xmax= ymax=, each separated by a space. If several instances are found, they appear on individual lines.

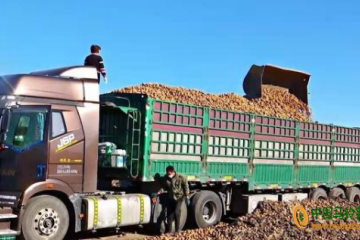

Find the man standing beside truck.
xmin=158 ymin=165 xmax=190 ymax=234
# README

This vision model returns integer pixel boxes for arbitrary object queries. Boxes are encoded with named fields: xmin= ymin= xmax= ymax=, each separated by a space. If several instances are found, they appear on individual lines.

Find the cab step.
xmin=0 ymin=229 xmax=18 ymax=236
xmin=0 ymin=210 xmax=20 ymax=239
xmin=0 ymin=214 xmax=17 ymax=220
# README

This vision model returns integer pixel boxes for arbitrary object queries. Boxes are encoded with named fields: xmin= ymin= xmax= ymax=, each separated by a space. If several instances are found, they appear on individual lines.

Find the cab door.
xmin=48 ymin=106 xmax=85 ymax=193
xmin=0 ymin=105 xmax=49 ymax=193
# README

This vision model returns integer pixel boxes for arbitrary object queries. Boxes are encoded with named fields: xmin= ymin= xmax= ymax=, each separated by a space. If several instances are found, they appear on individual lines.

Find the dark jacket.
xmin=160 ymin=172 xmax=190 ymax=200
xmin=84 ymin=54 xmax=107 ymax=80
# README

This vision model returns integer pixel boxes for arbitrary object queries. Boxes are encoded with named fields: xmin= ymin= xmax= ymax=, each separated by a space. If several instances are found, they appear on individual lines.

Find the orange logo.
xmin=293 ymin=206 xmax=309 ymax=229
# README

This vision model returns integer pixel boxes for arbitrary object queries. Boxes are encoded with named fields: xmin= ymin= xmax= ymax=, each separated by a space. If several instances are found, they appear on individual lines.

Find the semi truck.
xmin=0 ymin=65 xmax=359 ymax=240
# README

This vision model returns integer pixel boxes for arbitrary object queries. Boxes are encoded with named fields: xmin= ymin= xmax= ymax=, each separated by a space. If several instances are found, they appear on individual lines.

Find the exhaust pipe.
xmin=243 ymin=64 xmax=311 ymax=105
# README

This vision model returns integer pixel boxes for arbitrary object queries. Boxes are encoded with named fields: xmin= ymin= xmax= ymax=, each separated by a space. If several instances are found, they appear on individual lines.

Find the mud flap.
xmin=243 ymin=64 xmax=311 ymax=104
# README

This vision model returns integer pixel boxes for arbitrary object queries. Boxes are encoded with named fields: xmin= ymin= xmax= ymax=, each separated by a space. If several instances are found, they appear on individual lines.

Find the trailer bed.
xmin=100 ymin=93 xmax=360 ymax=191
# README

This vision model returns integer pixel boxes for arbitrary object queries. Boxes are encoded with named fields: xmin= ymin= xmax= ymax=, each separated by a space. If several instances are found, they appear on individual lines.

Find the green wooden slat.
xmin=207 ymin=162 xmax=249 ymax=180
xmin=298 ymin=166 xmax=330 ymax=184
xmin=202 ymin=108 xmax=210 ymax=179
xmin=150 ymin=160 xmax=202 ymax=177
xmin=334 ymin=166 xmax=360 ymax=183
xmin=253 ymin=164 xmax=293 ymax=185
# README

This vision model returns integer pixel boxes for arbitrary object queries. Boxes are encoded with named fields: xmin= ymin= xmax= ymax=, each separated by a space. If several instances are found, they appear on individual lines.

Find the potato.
xmin=113 ymin=83 xmax=311 ymax=122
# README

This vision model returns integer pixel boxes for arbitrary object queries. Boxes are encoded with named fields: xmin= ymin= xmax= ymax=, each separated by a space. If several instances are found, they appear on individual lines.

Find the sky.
xmin=1 ymin=1 xmax=359 ymax=126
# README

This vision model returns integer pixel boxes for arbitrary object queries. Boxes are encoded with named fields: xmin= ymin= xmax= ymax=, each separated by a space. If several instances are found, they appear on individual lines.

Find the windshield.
xmin=1 ymin=107 xmax=47 ymax=151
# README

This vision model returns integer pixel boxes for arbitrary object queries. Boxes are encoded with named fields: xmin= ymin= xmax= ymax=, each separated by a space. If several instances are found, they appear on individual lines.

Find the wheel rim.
xmin=33 ymin=208 xmax=60 ymax=237
xmin=202 ymin=201 xmax=217 ymax=224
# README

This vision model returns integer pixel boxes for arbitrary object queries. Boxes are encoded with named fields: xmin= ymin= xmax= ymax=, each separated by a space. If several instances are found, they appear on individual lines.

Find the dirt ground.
xmin=68 ymin=226 xmax=150 ymax=240
xmin=81 ymin=233 xmax=147 ymax=240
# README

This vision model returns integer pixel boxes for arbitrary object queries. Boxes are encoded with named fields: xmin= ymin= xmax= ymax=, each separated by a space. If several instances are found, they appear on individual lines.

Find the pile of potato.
xmin=114 ymin=83 xmax=311 ymax=122
xmin=145 ymin=199 xmax=360 ymax=240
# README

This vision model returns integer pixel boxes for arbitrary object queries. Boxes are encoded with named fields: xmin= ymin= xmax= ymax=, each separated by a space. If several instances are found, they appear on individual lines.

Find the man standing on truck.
xmin=84 ymin=44 xmax=108 ymax=84
xmin=157 ymin=165 xmax=190 ymax=234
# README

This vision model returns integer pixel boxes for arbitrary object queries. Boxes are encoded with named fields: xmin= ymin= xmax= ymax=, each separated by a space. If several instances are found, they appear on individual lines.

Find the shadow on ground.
xmin=66 ymin=225 xmax=158 ymax=240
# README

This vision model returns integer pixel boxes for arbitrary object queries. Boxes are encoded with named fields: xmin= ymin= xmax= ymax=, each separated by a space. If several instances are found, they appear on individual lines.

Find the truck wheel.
xmin=21 ymin=195 xmax=69 ymax=240
xmin=159 ymin=199 xmax=188 ymax=234
xmin=346 ymin=187 xmax=360 ymax=203
xmin=329 ymin=187 xmax=346 ymax=200
xmin=310 ymin=188 xmax=327 ymax=200
xmin=190 ymin=191 xmax=222 ymax=228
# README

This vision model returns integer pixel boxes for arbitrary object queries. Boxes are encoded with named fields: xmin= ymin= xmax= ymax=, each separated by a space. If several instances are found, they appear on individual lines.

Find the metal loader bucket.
xmin=243 ymin=64 xmax=311 ymax=104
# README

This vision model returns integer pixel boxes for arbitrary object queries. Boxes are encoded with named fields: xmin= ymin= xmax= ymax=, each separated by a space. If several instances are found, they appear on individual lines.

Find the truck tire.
xmin=190 ymin=191 xmax=222 ymax=228
xmin=310 ymin=188 xmax=327 ymax=200
xmin=329 ymin=187 xmax=346 ymax=200
xmin=159 ymin=199 xmax=188 ymax=234
xmin=21 ymin=195 xmax=69 ymax=240
xmin=346 ymin=187 xmax=360 ymax=203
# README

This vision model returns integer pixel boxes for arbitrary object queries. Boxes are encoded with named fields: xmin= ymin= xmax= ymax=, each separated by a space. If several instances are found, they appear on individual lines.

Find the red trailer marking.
xmin=152 ymin=123 xmax=203 ymax=134
xmin=254 ymin=134 xmax=295 ymax=142
xmin=334 ymin=142 xmax=360 ymax=148
xmin=299 ymin=139 xmax=331 ymax=145
xmin=208 ymin=129 xmax=250 ymax=139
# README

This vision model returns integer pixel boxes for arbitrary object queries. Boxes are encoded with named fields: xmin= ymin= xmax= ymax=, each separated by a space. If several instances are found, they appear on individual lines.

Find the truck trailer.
xmin=0 ymin=65 xmax=359 ymax=240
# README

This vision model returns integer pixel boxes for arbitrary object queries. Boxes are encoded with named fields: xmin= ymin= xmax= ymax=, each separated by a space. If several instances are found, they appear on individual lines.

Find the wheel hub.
xmin=33 ymin=208 xmax=60 ymax=236
xmin=202 ymin=201 xmax=216 ymax=223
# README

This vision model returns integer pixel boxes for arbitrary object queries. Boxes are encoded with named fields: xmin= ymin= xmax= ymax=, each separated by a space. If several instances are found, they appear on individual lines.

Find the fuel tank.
xmin=83 ymin=193 xmax=151 ymax=230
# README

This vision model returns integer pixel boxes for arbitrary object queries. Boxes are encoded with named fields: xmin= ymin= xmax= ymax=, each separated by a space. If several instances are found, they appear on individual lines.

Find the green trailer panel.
xmin=146 ymin=99 xmax=206 ymax=179
xmin=206 ymin=109 xmax=253 ymax=181
xmin=333 ymin=145 xmax=360 ymax=184
xmin=207 ymin=134 xmax=251 ymax=180
xmin=334 ymin=166 xmax=360 ymax=184
xmin=297 ymin=165 xmax=330 ymax=186
xmin=150 ymin=159 xmax=202 ymax=178
xmin=253 ymin=164 xmax=294 ymax=186
xmin=99 ymin=92 xmax=360 ymax=192
xmin=254 ymin=140 xmax=295 ymax=159
xmin=207 ymin=162 xmax=249 ymax=180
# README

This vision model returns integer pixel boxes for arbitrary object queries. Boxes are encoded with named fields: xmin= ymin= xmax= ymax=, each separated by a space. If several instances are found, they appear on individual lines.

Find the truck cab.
xmin=0 ymin=66 xmax=108 ymax=239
